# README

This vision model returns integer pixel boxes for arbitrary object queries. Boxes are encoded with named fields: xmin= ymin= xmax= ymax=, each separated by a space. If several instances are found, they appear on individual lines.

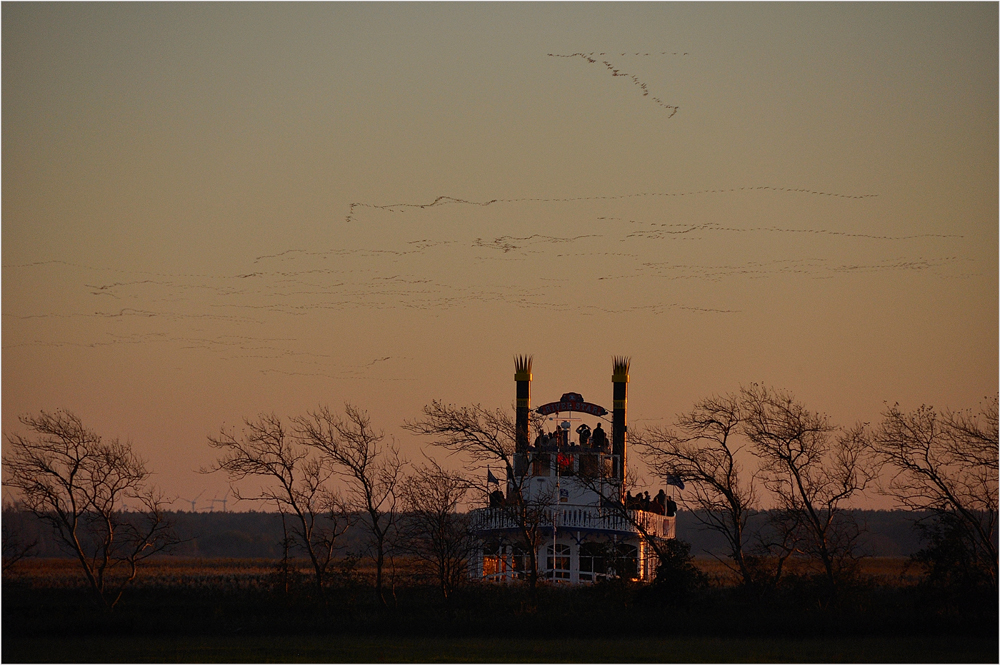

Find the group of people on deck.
xmin=626 ymin=489 xmax=677 ymax=516
xmin=532 ymin=422 xmax=610 ymax=452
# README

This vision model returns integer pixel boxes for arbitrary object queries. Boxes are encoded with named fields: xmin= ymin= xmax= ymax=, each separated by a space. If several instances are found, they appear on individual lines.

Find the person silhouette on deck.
xmin=592 ymin=423 xmax=608 ymax=451
xmin=654 ymin=489 xmax=667 ymax=515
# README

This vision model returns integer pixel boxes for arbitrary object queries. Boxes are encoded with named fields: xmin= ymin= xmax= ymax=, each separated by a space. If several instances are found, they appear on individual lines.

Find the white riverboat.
xmin=471 ymin=357 xmax=677 ymax=584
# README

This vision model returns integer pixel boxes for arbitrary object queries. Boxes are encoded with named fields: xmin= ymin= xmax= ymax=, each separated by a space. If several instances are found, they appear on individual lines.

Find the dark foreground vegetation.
xmin=6 ymin=634 xmax=995 ymax=664
xmin=3 ymin=555 xmax=996 ymax=663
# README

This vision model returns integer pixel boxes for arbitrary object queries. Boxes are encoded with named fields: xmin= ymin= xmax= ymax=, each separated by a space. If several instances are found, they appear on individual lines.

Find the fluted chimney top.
xmin=612 ymin=356 xmax=630 ymax=383
xmin=514 ymin=354 xmax=533 ymax=381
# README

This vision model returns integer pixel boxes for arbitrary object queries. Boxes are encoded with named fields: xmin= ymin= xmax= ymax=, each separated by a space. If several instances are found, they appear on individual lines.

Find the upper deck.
xmin=482 ymin=447 xmax=675 ymax=540
xmin=512 ymin=447 xmax=619 ymax=479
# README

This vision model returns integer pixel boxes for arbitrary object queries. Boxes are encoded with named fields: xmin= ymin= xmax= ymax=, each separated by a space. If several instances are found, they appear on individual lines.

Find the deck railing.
xmin=472 ymin=506 xmax=675 ymax=539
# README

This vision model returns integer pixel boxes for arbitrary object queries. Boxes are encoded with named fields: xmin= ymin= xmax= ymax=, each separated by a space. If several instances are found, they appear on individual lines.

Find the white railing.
xmin=472 ymin=506 xmax=675 ymax=539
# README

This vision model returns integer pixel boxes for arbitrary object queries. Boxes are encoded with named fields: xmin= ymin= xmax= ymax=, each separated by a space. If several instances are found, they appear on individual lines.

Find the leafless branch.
xmin=206 ymin=413 xmax=349 ymax=596
xmin=2 ymin=410 xmax=177 ymax=610
xmin=295 ymin=404 xmax=404 ymax=608
xmin=870 ymin=395 xmax=998 ymax=589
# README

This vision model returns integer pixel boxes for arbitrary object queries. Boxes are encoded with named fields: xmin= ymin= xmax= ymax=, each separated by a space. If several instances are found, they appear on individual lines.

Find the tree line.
xmin=3 ymin=385 xmax=997 ymax=613
xmin=638 ymin=385 xmax=997 ymax=604
xmin=2 ymin=505 xmax=931 ymax=560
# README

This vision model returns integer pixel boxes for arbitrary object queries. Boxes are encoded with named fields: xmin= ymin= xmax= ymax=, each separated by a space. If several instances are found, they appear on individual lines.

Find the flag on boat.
xmin=487 ymin=469 xmax=500 ymax=485
xmin=666 ymin=475 xmax=685 ymax=490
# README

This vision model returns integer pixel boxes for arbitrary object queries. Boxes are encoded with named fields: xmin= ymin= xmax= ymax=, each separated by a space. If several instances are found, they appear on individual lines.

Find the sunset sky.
xmin=3 ymin=3 xmax=996 ymax=510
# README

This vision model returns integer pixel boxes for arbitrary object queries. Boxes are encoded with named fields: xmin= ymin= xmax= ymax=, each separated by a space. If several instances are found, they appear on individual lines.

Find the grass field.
xmin=6 ymin=555 xmax=921 ymax=588
xmin=4 ymin=634 xmax=996 ymax=663
xmin=690 ymin=556 xmax=921 ymax=587
xmin=5 ymin=556 xmax=995 ymax=664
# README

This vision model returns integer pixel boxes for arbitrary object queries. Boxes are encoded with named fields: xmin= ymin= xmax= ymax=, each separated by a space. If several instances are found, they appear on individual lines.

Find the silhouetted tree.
xmin=295 ymin=404 xmax=404 ymax=608
xmin=2 ymin=410 xmax=176 ymax=610
xmin=207 ymin=413 xmax=350 ymax=597
xmin=636 ymin=392 xmax=763 ymax=590
xmin=741 ymin=384 xmax=874 ymax=598
xmin=870 ymin=396 xmax=998 ymax=591
xmin=398 ymin=457 xmax=474 ymax=601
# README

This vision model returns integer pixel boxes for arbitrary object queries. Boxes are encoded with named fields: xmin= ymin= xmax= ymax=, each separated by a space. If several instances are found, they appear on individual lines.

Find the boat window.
xmin=578 ymin=541 xmax=608 ymax=582
xmin=531 ymin=453 xmax=550 ymax=476
xmin=546 ymin=543 xmax=571 ymax=580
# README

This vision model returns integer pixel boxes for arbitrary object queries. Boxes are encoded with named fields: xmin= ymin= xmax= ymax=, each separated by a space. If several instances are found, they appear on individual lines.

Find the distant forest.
xmin=4 ymin=508 xmax=929 ymax=560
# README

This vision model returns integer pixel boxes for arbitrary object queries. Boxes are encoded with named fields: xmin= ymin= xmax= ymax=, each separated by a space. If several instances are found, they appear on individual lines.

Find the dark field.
xmin=6 ymin=634 xmax=996 ymax=663
xmin=3 ymin=555 xmax=922 ymax=588
xmin=3 ymin=558 xmax=997 ymax=663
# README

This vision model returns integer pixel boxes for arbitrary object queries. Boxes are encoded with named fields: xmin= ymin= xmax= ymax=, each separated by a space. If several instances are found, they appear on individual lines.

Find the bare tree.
xmin=295 ymin=404 xmax=404 ymax=608
xmin=2 ymin=410 xmax=176 ymax=610
xmin=403 ymin=401 xmax=551 ymax=591
xmin=207 ymin=413 xmax=349 ymax=596
xmin=636 ymin=392 xmax=763 ymax=588
xmin=397 ymin=457 xmax=474 ymax=601
xmin=741 ymin=385 xmax=875 ymax=595
xmin=869 ymin=396 xmax=998 ymax=590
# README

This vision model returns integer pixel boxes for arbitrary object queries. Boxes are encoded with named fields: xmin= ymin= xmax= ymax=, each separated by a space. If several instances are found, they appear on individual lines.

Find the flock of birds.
xmin=598 ymin=256 xmax=965 ymax=284
xmin=611 ymin=218 xmax=963 ymax=243
xmin=548 ymin=51 xmax=685 ymax=116
xmin=3 ymin=47 xmax=971 ymax=385
xmin=345 ymin=186 xmax=879 ymax=224
xmin=5 ymin=235 xmax=967 ymax=385
xmin=6 ymin=184 xmax=966 ymax=383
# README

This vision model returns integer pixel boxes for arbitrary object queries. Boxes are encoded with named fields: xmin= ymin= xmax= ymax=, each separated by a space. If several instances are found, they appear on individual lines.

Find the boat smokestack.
xmin=612 ymin=356 xmax=630 ymax=493
xmin=514 ymin=355 xmax=533 ymax=453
